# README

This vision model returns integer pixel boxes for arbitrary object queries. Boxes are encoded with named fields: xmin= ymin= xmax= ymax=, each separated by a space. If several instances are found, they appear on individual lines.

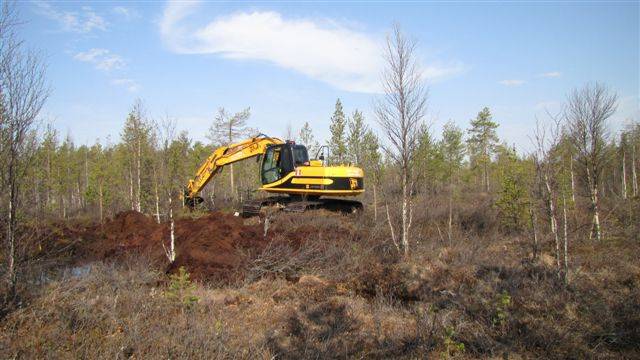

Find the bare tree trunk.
xmin=34 ymin=178 xmax=40 ymax=222
xmin=591 ymin=187 xmax=602 ymax=242
xmin=544 ymin=174 xmax=560 ymax=270
xmin=164 ymin=196 xmax=176 ymax=263
xmin=570 ymin=156 xmax=576 ymax=204
xmin=385 ymin=203 xmax=399 ymax=252
xmin=46 ymin=145 xmax=51 ymax=208
xmin=586 ymin=166 xmax=602 ymax=241
xmin=98 ymin=181 xmax=103 ymax=225
xmin=633 ymin=144 xmax=638 ymax=197
xmin=84 ymin=151 xmax=89 ymax=209
xmin=136 ymin=138 xmax=141 ymax=212
xmin=373 ymin=184 xmax=378 ymax=222
xmin=129 ymin=165 xmax=134 ymax=211
xmin=229 ymin=163 xmax=235 ymax=201
xmin=6 ymin=160 xmax=17 ymax=294
xmin=529 ymin=206 xmax=538 ymax=261
xmin=448 ymin=178 xmax=453 ymax=243
xmin=401 ymin=170 xmax=409 ymax=257
xmin=484 ymin=159 xmax=490 ymax=193
xmin=153 ymin=167 xmax=160 ymax=224
xmin=77 ymin=182 xmax=82 ymax=210
xmin=562 ymin=193 xmax=569 ymax=284
xmin=622 ymin=148 xmax=627 ymax=199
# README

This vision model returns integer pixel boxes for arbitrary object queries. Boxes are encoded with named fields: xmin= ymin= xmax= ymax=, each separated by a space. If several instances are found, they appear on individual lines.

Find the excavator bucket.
xmin=183 ymin=189 xmax=204 ymax=208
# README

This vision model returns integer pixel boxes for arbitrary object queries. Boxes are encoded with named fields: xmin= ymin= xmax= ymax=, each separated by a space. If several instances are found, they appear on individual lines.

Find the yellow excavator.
xmin=184 ymin=134 xmax=364 ymax=216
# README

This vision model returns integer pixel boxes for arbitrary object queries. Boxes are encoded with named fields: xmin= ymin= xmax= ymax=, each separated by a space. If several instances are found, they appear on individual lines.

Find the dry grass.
xmin=1 ymin=194 xmax=639 ymax=359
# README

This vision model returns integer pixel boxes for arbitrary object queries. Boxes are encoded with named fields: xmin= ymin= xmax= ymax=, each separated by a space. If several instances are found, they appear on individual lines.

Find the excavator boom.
xmin=184 ymin=134 xmax=283 ymax=206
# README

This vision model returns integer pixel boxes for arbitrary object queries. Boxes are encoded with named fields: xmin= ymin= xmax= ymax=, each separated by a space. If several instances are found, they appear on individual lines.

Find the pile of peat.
xmin=82 ymin=211 xmax=269 ymax=282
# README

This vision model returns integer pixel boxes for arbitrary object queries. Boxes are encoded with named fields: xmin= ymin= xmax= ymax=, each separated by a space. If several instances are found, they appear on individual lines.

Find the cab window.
xmin=261 ymin=146 xmax=282 ymax=184
xmin=292 ymin=145 xmax=309 ymax=167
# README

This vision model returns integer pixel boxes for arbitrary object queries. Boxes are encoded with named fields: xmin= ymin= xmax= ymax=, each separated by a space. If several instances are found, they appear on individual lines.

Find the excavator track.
xmin=242 ymin=196 xmax=363 ymax=217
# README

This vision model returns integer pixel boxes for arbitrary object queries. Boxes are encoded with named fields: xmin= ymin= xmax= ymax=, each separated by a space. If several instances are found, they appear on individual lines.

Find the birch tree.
xmin=375 ymin=24 xmax=428 ymax=256
xmin=566 ymin=83 xmax=617 ymax=242
xmin=620 ymin=133 xmax=628 ymax=200
xmin=0 ymin=2 xmax=49 ymax=295
xmin=532 ymin=118 xmax=562 ymax=272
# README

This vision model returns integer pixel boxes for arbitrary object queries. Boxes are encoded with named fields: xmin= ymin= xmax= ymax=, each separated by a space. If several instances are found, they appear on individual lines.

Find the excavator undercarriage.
xmin=241 ymin=195 xmax=363 ymax=217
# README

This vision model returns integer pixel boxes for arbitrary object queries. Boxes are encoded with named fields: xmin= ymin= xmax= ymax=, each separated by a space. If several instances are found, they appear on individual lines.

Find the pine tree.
xmin=467 ymin=107 xmax=499 ymax=192
xmin=414 ymin=124 xmax=441 ymax=191
xmin=347 ymin=110 xmax=367 ymax=165
xmin=299 ymin=121 xmax=319 ymax=158
xmin=361 ymin=129 xmax=382 ymax=221
xmin=329 ymin=99 xmax=347 ymax=163
xmin=494 ymin=146 xmax=529 ymax=232
xmin=439 ymin=121 xmax=465 ymax=241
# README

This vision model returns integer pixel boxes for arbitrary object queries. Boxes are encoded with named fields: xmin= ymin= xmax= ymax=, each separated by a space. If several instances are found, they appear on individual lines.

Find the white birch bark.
xmin=136 ymin=137 xmax=141 ymax=212
xmin=622 ymin=149 xmax=627 ymax=199
xmin=562 ymin=194 xmax=569 ymax=283
xmin=632 ymin=144 xmax=638 ymax=197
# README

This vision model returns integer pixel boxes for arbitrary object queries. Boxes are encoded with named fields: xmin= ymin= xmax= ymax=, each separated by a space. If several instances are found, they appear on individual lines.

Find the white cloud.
xmin=113 ymin=6 xmax=140 ymax=20
xmin=111 ymin=78 xmax=140 ymax=92
xmin=159 ymin=1 xmax=464 ymax=93
xmin=499 ymin=79 xmax=525 ymax=86
xmin=539 ymin=71 xmax=562 ymax=78
xmin=34 ymin=1 xmax=107 ymax=33
xmin=74 ymin=48 xmax=126 ymax=71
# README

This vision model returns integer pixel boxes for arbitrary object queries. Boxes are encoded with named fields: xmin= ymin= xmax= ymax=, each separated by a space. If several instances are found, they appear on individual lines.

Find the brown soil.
xmin=81 ymin=211 xmax=271 ymax=282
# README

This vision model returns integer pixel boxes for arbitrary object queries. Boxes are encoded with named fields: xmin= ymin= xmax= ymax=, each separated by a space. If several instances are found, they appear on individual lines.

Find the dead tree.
xmin=375 ymin=24 xmax=428 ymax=256
xmin=566 ymin=83 xmax=617 ymax=242
xmin=0 ymin=2 xmax=49 ymax=294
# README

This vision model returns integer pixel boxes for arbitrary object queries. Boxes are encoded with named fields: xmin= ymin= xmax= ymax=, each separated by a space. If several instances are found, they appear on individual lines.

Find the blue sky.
xmin=18 ymin=1 xmax=639 ymax=152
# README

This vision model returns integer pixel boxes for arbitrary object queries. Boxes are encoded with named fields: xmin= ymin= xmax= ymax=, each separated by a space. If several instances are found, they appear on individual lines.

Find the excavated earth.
xmin=80 ymin=211 xmax=270 ymax=282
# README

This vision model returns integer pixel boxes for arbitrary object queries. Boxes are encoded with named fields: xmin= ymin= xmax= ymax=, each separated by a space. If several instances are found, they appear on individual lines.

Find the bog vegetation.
xmin=1 ymin=4 xmax=639 ymax=359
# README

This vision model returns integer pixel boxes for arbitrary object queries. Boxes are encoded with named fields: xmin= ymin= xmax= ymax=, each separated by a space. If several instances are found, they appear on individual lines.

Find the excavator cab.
xmin=261 ymin=142 xmax=309 ymax=184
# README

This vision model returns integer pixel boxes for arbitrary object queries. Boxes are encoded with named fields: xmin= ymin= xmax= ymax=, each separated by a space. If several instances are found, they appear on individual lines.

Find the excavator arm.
xmin=184 ymin=134 xmax=284 ymax=206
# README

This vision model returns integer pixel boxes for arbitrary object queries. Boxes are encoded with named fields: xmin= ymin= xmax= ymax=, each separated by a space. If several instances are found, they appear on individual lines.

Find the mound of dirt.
xmin=84 ymin=211 xmax=270 ymax=282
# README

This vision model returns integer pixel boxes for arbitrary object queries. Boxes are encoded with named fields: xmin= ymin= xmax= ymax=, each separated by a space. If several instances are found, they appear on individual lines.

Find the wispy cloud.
xmin=111 ymin=78 xmax=140 ymax=92
xmin=539 ymin=71 xmax=562 ymax=78
xmin=113 ymin=6 xmax=140 ymax=21
xmin=159 ymin=1 xmax=464 ymax=93
xmin=534 ymin=100 xmax=561 ymax=111
xmin=74 ymin=49 xmax=125 ymax=71
xmin=499 ymin=79 xmax=525 ymax=86
xmin=34 ymin=1 xmax=107 ymax=33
